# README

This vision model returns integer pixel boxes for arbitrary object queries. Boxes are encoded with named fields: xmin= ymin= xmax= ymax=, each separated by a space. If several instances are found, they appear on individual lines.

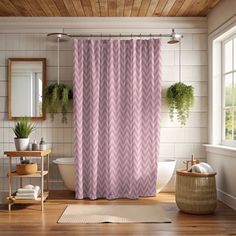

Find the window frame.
xmin=222 ymin=33 xmax=236 ymax=146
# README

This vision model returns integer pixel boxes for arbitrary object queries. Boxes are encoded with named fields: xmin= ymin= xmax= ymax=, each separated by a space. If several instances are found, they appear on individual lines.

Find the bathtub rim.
xmin=53 ymin=158 xmax=74 ymax=165
xmin=53 ymin=158 xmax=177 ymax=165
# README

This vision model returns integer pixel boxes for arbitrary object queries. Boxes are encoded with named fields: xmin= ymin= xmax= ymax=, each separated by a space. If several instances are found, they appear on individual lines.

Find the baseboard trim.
xmin=217 ymin=188 xmax=236 ymax=210
xmin=161 ymin=186 xmax=175 ymax=193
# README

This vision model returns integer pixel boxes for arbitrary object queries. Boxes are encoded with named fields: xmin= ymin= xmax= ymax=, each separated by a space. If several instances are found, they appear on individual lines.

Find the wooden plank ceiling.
xmin=0 ymin=0 xmax=221 ymax=17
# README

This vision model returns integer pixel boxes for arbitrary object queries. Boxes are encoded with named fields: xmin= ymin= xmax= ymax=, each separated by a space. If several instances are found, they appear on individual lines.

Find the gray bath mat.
xmin=58 ymin=204 xmax=171 ymax=224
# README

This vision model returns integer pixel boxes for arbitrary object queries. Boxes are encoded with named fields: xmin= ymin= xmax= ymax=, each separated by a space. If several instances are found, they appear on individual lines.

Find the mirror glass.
xmin=8 ymin=59 xmax=46 ymax=120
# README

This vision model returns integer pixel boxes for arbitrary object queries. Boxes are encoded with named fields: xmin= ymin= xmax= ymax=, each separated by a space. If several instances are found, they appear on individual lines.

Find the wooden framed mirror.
xmin=8 ymin=58 xmax=46 ymax=120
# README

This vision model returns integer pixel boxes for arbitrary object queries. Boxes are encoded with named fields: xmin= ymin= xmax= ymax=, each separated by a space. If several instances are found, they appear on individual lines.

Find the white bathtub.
xmin=53 ymin=158 xmax=176 ymax=194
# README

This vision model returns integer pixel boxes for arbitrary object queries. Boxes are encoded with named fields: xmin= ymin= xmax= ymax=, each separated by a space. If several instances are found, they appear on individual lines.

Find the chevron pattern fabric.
xmin=73 ymin=39 xmax=162 ymax=199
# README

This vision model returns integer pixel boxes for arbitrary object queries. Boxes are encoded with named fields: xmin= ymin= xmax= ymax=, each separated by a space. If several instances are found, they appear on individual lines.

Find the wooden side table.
xmin=4 ymin=150 xmax=51 ymax=211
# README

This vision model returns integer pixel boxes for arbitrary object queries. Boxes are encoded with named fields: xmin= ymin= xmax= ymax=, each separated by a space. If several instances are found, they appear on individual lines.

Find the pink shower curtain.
xmin=73 ymin=39 xmax=161 ymax=199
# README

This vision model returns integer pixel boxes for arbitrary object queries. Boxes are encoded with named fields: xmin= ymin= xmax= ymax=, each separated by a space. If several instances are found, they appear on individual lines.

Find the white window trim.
xmin=204 ymin=144 xmax=236 ymax=158
xmin=208 ymin=16 xmax=236 ymax=149
xmin=221 ymin=34 xmax=236 ymax=146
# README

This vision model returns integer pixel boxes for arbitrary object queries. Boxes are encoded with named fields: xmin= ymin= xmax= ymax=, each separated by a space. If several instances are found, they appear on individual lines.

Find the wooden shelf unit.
xmin=4 ymin=150 xmax=51 ymax=211
xmin=8 ymin=171 xmax=48 ymax=178
xmin=9 ymin=192 xmax=49 ymax=204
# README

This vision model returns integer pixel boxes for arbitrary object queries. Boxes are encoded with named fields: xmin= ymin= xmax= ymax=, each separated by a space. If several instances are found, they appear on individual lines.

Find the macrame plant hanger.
xmin=47 ymin=33 xmax=70 ymax=84
xmin=179 ymin=39 xmax=182 ymax=83
xmin=45 ymin=33 xmax=71 ymax=123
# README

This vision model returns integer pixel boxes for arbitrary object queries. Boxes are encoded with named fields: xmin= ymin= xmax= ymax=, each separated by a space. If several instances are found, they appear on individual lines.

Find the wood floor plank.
xmin=0 ymin=191 xmax=235 ymax=236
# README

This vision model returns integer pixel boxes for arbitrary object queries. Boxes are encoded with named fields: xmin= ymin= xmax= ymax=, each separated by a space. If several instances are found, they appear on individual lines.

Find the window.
xmin=222 ymin=34 xmax=236 ymax=144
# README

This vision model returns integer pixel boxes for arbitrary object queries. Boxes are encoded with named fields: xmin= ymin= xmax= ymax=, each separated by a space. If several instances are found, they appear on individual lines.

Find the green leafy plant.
xmin=43 ymin=83 xmax=73 ymax=123
xmin=166 ymin=82 xmax=194 ymax=126
xmin=21 ymin=159 xmax=32 ymax=164
xmin=12 ymin=117 xmax=35 ymax=138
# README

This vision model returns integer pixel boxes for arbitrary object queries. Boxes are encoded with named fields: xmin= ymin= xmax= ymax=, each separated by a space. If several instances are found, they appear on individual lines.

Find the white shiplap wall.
xmin=0 ymin=17 xmax=208 ymax=202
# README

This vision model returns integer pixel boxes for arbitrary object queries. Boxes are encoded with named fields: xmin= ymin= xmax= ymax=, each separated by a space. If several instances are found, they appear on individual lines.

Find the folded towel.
xmin=17 ymin=186 xmax=40 ymax=194
xmin=16 ymin=185 xmax=40 ymax=200
xmin=188 ymin=162 xmax=215 ymax=174
xmin=15 ymin=195 xmax=40 ymax=200
xmin=16 ymin=189 xmax=40 ymax=196
xmin=16 ymin=193 xmax=37 ymax=197
xmin=15 ymin=191 xmax=40 ymax=200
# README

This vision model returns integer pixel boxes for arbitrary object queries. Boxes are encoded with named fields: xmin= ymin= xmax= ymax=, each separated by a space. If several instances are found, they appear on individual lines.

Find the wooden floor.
xmin=0 ymin=191 xmax=236 ymax=236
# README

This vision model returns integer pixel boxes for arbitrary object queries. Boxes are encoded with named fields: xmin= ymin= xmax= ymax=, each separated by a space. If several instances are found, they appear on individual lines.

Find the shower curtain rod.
xmin=47 ymin=29 xmax=183 ymax=43
xmin=68 ymin=33 xmax=173 ymax=38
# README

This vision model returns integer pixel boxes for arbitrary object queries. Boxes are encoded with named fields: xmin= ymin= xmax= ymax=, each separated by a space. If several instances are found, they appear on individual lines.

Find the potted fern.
xmin=12 ymin=117 xmax=35 ymax=151
xmin=166 ymin=82 xmax=194 ymax=126
xmin=43 ymin=83 xmax=72 ymax=123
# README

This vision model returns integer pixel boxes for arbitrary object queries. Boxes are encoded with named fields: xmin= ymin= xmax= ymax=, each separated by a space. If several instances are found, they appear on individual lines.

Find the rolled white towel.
xmin=23 ymin=184 xmax=34 ymax=189
xmin=188 ymin=162 xmax=215 ymax=174
xmin=199 ymin=162 xmax=215 ymax=174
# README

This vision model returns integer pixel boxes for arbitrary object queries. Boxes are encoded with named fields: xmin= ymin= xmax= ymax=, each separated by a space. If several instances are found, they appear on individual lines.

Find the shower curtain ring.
xmin=131 ymin=33 xmax=133 ymax=39
xmin=139 ymin=33 xmax=141 ymax=40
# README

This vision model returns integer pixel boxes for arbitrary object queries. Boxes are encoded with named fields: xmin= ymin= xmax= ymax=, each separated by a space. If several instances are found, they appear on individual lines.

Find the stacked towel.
xmin=15 ymin=185 xmax=41 ymax=200
xmin=188 ymin=162 xmax=215 ymax=174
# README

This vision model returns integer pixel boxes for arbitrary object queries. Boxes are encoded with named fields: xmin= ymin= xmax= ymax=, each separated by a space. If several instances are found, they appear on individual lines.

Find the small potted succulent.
xmin=12 ymin=117 xmax=37 ymax=175
xmin=12 ymin=117 xmax=35 ymax=151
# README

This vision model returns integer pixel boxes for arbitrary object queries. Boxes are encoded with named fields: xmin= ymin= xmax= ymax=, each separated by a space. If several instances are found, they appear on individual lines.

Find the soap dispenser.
xmin=40 ymin=138 xmax=46 ymax=151
xmin=32 ymin=140 xmax=39 ymax=151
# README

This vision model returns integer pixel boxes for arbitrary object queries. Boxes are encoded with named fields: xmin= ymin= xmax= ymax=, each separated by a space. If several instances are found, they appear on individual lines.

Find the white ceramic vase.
xmin=14 ymin=138 xmax=29 ymax=151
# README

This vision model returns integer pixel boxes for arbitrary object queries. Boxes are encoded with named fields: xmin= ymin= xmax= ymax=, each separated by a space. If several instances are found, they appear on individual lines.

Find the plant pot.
xmin=14 ymin=138 xmax=29 ymax=151
xmin=16 ymin=163 xmax=38 ymax=175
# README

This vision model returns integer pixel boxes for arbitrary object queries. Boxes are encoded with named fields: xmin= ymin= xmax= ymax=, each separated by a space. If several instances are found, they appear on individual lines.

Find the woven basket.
xmin=175 ymin=168 xmax=217 ymax=214
xmin=16 ymin=163 xmax=38 ymax=175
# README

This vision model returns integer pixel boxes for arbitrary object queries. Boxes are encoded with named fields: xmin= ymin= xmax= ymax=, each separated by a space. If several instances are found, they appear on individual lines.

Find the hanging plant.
xmin=43 ymin=83 xmax=73 ymax=123
xmin=166 ymin=82 xmax=194 ymax=126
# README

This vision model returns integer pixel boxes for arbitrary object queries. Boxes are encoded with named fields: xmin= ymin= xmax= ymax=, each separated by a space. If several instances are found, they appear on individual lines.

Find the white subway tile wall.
xmin=0 ymin=32 xmax=208 ymax=200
